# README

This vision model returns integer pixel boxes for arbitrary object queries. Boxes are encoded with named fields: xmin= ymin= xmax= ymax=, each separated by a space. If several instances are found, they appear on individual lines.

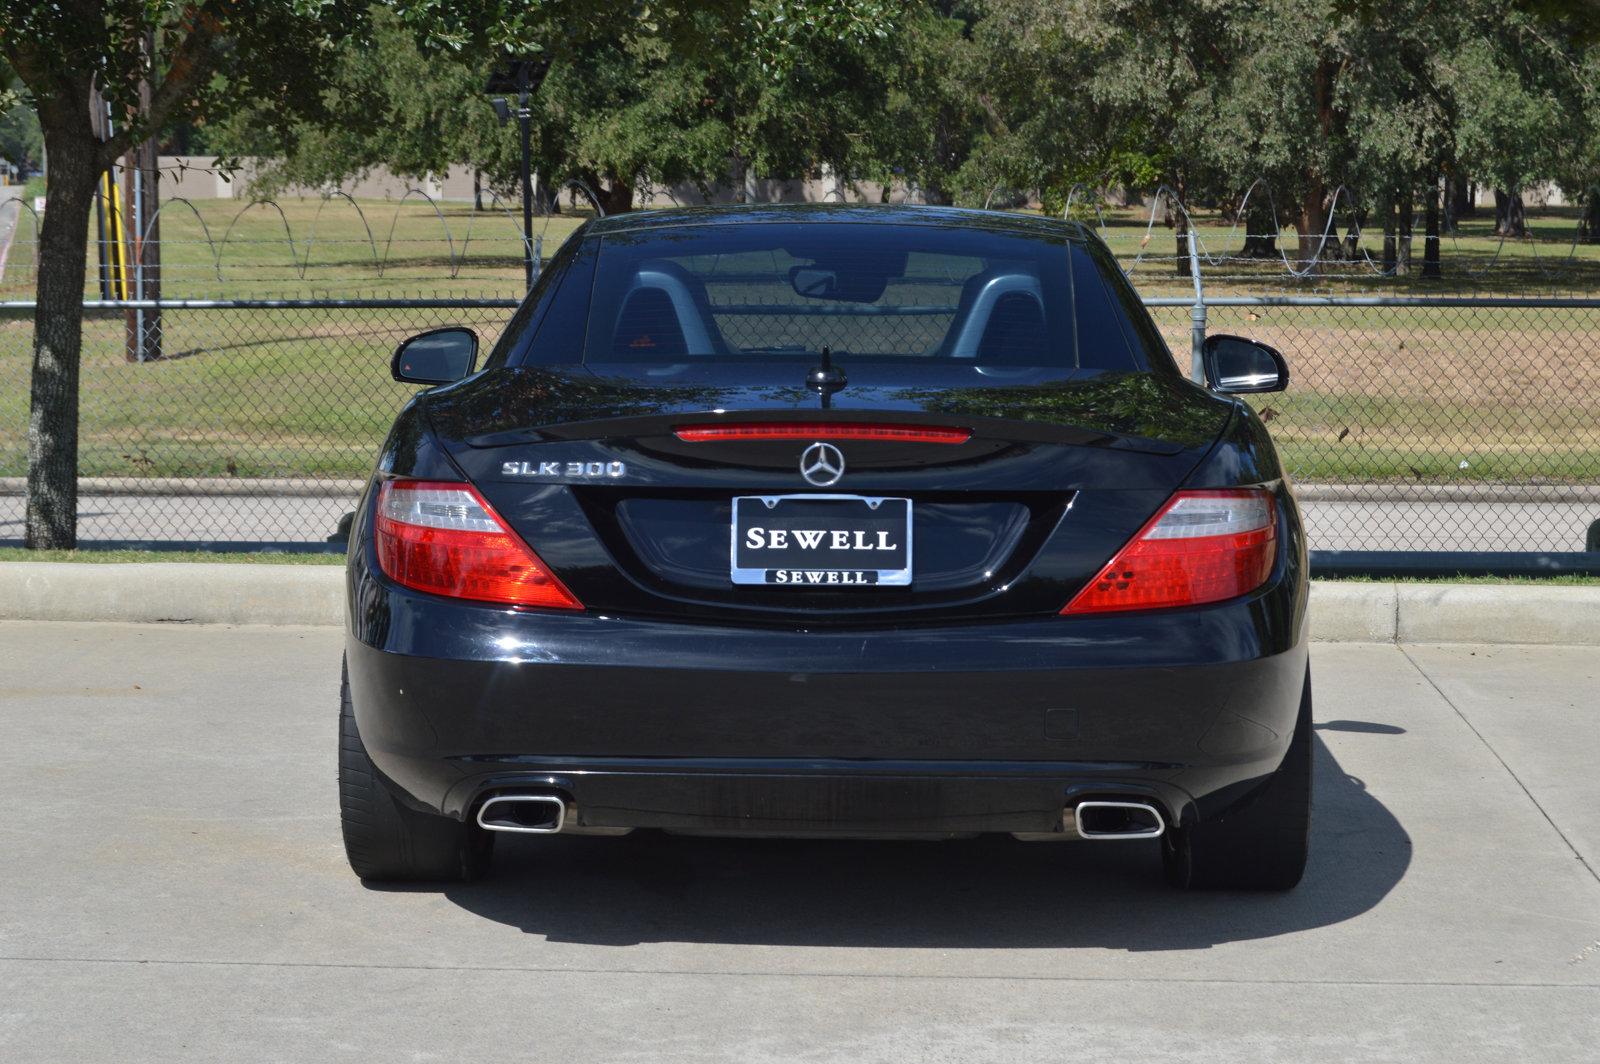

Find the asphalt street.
xmin=1 ymin=623 xmax=1597 ymax=1062
xmin=3 ymin=491 xmax=1598 ymax=551
xmin=0 ymin=186 xmax=21 ymax=282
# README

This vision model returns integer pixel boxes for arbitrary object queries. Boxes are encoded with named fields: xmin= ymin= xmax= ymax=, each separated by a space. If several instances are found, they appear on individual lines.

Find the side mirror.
xmin=392 ymin=327 xmax=478 ymax=385
xmin=1202 ymin=334 xmax=1289 ymax=394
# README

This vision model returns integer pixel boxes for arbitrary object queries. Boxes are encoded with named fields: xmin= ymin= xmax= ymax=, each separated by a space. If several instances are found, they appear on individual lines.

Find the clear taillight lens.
xmin=1061 ymin=489 xmax=1278 ymax=614
xmin=374 ymin=480 xmax=581 ymax=610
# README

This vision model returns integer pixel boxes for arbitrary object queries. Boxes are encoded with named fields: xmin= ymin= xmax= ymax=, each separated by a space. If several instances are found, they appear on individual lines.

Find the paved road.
xmin=3 ymin=491 xmax=1597 ymax=551
xmin=1 ymin=622 xmax=1596 ymax=1062
xmin=0 ymin=186 xmax=22 ymax=283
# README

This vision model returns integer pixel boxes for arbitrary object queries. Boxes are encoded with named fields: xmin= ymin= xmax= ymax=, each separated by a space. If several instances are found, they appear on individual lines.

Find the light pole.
xmin=487 ymin=57 xmax=551 ymax=291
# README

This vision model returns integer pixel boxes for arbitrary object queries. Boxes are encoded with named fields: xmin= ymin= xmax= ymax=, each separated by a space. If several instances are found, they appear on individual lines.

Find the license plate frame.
xmin=730 ymin=494 xmax=913 ymax=587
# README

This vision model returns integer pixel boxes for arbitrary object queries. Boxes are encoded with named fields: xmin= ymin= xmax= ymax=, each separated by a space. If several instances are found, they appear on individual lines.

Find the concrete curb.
xmin=1303 ymin=582 xmax=1600 ymax=643
xmin=1393 ymin=583 xmax=1600 ymax=645
xmin=0 ymin=562 xmax=345 ymax=626
xmin=0 ymin=562 xmax=1597 ymax=642
xmin=1307 ymin=582 xmax=1399 ymax=642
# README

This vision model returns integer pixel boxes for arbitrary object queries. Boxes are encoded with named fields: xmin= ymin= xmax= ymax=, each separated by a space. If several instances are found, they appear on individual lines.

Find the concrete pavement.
xmin=0 ymin=623 xmax=1596 ymax=1062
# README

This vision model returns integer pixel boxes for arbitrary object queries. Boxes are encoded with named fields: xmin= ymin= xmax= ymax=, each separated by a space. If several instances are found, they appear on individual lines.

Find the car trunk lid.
xmin=425 ymin=365 xmax=1234 ymax=622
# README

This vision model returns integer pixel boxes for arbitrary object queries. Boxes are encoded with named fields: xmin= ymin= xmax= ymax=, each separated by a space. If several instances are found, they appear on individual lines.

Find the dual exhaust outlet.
xmin=477 ymin=794 xmax=567 ymax=834
xmin=475 ymin=793 xmax=1166 ymax=840
xmin=1070 ymin=800 xmax=1166 ymax=840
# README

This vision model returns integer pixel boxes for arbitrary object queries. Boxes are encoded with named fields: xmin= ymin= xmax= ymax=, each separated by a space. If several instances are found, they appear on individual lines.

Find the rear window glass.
xmin=574 ymin=222 xmax=1144 ymax=372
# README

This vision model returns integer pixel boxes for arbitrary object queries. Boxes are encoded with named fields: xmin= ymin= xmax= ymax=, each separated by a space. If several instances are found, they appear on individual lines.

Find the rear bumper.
xmin=346 ymin=557 xmax=1308 ymax=834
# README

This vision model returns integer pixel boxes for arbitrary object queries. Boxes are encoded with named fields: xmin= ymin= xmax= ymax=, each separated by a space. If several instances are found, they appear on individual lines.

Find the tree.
xmin=1 ymin=1 xmax=367 ymax=548
xmin=0 ymin=79 xmax=43 ymax=172
xmin=209 ymin=6 xmax=518 ymax=199
xmin=868 ymin=3 xmax=985 ymax=205
xmin=1449 ymin=32 xmax=1575 ymax=238
xmin=211 ymin=1 xmax=900 ymax=213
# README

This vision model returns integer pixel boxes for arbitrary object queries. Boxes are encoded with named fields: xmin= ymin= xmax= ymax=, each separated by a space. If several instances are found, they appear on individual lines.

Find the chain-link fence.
xmin=2 ymin=294 xmax=1599 ymax=553
xmin=0 ymin=298 xmax=517 ymax=546
xmin=1146 ymin=297 xmax=1600 ymax=553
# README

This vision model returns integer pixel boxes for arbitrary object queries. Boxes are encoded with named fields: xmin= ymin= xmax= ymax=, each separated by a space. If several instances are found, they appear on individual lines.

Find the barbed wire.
xmin=2 ymin=175 xmax=1597 ymax=299
xmin=1058 ymin=177 xmax=1598 ymax=283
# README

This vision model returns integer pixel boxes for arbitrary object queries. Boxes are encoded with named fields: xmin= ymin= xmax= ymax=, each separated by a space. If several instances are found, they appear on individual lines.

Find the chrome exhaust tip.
xmin=1073 ymin=800 xmax=1166 ymax=840
xmin=476 ymin=794 xmax=567 ymax=834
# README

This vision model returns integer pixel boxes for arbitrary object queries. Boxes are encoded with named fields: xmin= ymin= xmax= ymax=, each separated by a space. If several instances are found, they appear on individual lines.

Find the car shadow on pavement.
xmin=424 ymin=734 xmax=1409 ymax=951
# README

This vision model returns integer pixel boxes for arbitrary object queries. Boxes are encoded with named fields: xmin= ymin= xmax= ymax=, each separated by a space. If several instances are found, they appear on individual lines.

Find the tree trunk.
xmin=1422 ymin=179 xmax=1442 ymax=280
xmin=1493 ymin=188 xmax=1526 ymax=238
xmin=1580 ymin=188 xmax=1600 ymax=245
xmin=1381 ymin=192 xmax=1397 ymax=274
xmin=1171 ymin=172 xmax=1188 ymax=277
xmin=1296 ymin=183 xmax=1328 ymax=268
xmin=1342 ymin=206 xmax=1365 ymax=259
xmin=1444 ymin=172 xmax=1471 ymax=230
xmin=26 ymin=128 xmax=101 ymax=549
xmin=1396 ymin=190 xmax=1413 ymax=276
xmin=1295 ymin=57 xmax=1337 ymax=269
xmin=601 ymin=175 xmax=633 ymax=214
xmin=1240 ymin=194 xmax=1279 ymax=258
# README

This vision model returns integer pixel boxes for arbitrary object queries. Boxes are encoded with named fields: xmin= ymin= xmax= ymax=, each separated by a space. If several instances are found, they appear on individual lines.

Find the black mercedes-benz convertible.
xmin=340 ymin=204 xmax=1310 ymax=890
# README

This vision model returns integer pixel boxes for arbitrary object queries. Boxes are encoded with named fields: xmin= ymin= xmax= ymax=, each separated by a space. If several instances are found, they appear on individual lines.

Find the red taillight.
xmin=374 ymin=480 xmax=581 ymax=610
xmin=1061 ymin=489 xmax=1277 ymax=614
xmin=674 ymin=421 xmax=971 ymax=444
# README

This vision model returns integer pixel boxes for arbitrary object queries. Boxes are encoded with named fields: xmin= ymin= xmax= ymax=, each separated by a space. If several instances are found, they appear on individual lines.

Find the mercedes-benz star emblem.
xmin=799 ymin=442 xmax=845 ymax=487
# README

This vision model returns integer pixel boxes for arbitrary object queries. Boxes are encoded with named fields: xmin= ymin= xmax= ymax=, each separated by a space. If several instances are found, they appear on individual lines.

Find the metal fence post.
xmin=1187 ymin=228 xmax=1206 ymax=384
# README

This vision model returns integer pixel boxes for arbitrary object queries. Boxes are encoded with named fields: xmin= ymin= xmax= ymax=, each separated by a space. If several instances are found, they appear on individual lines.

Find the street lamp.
xmin=486 ymin=56 xmax=552 ymax=290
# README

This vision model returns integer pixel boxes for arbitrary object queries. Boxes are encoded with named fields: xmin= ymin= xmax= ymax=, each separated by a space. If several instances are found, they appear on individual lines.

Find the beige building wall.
xmin=158 ymin=157 xmax=939 ymax=209
xmin=159 ymin=157 xmax=480 ymax=203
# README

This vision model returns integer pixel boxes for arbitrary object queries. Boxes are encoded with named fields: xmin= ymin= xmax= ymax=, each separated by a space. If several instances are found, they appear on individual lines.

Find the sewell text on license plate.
xmin=731 ymin=495 xmax=912 ymax=587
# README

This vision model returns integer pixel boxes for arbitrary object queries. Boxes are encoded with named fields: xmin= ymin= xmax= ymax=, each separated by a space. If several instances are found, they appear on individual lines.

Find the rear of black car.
xmin=340 ymin=205 xmax=1310 ymax=890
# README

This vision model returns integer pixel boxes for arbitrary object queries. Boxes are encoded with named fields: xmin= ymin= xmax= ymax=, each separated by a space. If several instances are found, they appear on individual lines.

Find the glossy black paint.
xmin=427 ymin=365 xmax=1234 ymax=454
xmin=351 ymin=205 xmax=1311 ymax=838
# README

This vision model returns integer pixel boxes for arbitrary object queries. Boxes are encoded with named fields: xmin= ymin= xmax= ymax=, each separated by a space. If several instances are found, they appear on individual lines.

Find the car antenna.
xmin=807 ymin=345 xmax=847 ymax=410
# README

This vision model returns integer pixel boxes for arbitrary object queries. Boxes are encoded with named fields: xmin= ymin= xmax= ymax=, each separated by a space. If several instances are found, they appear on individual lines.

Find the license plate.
xmin=731 ymin=495 xmax=912 ymax=587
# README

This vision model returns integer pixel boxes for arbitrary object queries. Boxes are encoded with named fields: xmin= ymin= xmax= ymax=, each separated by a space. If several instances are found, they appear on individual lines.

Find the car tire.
xmin=1161 ymin=667 xmax=1312 ymax=891
xmin=338 ymin=656 xmax=493 ymax=882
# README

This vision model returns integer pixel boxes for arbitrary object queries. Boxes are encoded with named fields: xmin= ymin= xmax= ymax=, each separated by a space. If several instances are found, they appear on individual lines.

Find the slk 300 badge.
xmin=502 ymin=460 xmax=627 ymax=478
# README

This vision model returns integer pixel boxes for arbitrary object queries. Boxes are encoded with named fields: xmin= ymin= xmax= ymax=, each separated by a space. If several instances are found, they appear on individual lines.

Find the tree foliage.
xmin=1 ymin=0 xmax=369 ymax=547
xmin=192 ymin=0 xmax=1600 ymax=242
xmin=7 ymin=0 xmax=1600 ymax=549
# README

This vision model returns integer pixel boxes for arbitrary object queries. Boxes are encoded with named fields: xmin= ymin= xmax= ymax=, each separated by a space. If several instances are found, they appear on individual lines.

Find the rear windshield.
xmin=564 ymin=222 xmax=1146 ymax=372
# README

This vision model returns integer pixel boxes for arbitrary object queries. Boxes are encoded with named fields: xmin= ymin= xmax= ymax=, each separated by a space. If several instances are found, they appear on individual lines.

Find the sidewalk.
xmin=2 ymin=624 xmax=1595 ymax=1063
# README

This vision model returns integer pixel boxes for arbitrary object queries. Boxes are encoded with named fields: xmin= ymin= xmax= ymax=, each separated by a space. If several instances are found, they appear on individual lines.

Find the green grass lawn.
xmin=0 ymin=195 xmax=586 ymax=301
xmin=0 ymin=301 xmax=514 ymax=477
xmin=3 ymin=196 xmax=1596 ymax=301
xmin=2 ymin=197 xmax=1599 ymax=483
